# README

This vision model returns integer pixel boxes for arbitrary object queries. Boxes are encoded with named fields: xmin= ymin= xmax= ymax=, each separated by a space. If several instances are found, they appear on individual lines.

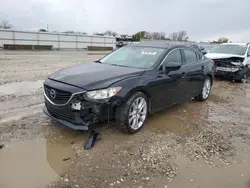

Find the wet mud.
xmin=0 ymin=51 xmax=250 ymax=188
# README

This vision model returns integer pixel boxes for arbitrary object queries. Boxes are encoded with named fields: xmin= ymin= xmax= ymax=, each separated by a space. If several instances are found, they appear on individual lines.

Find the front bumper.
xmin=43 ymin=106 xmax=89 ymax=131
xmin=215 ymin=66 xmax=248 ymax=80
xmin=42 ymin=79 xmax=123 ymax=130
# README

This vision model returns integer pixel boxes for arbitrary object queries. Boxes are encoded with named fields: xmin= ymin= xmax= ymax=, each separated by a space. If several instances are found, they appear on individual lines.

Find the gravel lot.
xmin=0 ymin=51 xmax=250 ymax=188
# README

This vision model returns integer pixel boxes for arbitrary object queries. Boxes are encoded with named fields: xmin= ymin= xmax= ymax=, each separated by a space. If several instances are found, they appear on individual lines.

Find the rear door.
xmin=181 ymin=48 xmax=205 ymax=99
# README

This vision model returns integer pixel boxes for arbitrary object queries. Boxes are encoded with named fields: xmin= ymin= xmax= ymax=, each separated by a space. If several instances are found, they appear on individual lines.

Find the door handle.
xmin=181 ymin=72 xmax=186 ymax=78
xmin=201 ymin=65 xmax=205 ymax=70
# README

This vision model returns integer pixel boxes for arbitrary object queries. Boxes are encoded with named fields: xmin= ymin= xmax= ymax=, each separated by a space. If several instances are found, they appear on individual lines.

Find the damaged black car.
xmin=43 ymin=43 xmax=214 ymax=133
xmin=205 ymin=43 xmax=250 ymax=82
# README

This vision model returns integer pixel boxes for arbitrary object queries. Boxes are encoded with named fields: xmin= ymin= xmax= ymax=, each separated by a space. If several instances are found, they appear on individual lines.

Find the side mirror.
xmin=164 ymin=62 xmax=181 ymax=71
xmin=202 ymin=51 xmax=207 ymax=55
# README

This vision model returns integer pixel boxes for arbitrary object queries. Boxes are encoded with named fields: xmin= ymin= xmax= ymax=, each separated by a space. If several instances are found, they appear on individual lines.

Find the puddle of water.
xmin=0 ymin=80 xmax=44 ymax=96
xmin=0 ymin=131 xmax=76 ymax=188
xmin=146 ymin=102 xmax=210 ymax=133
xmin=169 ymin=153 xmax=250 ymax=188
xmin=147 ymin=113 xmax=188 ymax=133
xmin=208 ymin=94 xmax=228 ymax=103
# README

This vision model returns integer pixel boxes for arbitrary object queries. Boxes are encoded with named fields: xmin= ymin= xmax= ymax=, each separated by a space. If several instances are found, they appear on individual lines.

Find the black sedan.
xmin=43 ymin=43 xmax=214 ymax=133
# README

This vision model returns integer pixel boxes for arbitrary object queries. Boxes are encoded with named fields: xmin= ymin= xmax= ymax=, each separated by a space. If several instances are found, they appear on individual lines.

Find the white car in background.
xmin=205 ymin=43 xmax=250 ymax=82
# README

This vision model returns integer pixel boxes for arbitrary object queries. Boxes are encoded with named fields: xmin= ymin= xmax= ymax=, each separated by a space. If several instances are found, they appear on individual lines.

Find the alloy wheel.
xmin=202 ymin=78 xmax=211 ymax=99
xmin=128 ymin=97 xmax=147 ymax=130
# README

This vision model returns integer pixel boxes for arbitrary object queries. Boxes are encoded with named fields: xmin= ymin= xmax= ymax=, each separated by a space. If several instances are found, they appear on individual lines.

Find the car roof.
xmin=127 ymin=42 xmax=190 ymax=49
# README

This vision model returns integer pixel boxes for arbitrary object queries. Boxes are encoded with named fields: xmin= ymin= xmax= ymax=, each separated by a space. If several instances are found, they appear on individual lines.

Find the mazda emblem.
xmin=50 ymin=89 xmax=56 ymax=99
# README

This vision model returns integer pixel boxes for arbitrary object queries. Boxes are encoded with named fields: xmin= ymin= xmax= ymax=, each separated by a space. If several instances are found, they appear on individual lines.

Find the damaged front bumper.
xmin=215 ymin=66 xmax=248 ymax=80
xmin=213 ymin=57 xmax=248 ymax=80
xmin=43 ymin=96 xmax=116 ymax=131
xmin=43 ymin=106 xmax=89 ymax=131
xmin=42 ymin=79 xmax=121 ymax=131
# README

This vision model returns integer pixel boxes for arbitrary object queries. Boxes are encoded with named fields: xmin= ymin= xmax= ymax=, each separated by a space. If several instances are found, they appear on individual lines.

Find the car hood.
xmin=49 ymin=62 xmax=145 ymax=90
xmin=205 ymin=53 xmax=244 ymax=59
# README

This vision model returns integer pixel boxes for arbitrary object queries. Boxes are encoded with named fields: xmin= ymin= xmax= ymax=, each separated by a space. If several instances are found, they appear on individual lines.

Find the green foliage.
xmin=217 ymin=37 xmax=229 ymax=43
xmin=132 ymin=31 xmax=147 ymax=41
xmin=87 ymin=46 xmax=113 ymax=51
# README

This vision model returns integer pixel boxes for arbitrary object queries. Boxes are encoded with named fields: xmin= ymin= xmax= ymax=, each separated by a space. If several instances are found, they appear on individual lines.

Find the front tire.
xmin=115 ymin=92 xmax=148 ymax=133
xmin=235 ymin=66 xmax=249 ymax=83
xmin=196 ymin=77 xmax=212 ymax=101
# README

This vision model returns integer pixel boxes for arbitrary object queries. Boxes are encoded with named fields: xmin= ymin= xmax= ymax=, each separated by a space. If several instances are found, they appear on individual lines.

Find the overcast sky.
xmin=1 ymin=0 xmax=250 ymax=42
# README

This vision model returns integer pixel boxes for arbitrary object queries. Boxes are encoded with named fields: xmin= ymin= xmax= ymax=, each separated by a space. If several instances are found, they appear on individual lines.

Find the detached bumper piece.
xmin=84 ymin=130 xmax=101 ymax=150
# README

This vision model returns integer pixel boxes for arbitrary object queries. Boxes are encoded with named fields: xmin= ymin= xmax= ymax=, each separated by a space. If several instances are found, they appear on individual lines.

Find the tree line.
xmin=131 ymin=30 xmax=189 ymax=41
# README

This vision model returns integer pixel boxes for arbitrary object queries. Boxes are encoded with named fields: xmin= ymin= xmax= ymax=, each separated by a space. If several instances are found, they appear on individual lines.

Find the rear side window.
xmin=196 ymin=52 xmax=202 ymax=61
xmin=183 ymin=49 xmax=197 ymax=64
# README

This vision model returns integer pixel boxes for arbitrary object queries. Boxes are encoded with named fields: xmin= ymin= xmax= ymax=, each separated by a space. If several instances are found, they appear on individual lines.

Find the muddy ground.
xmin=0 ymin=51 xmax=250 ymax=188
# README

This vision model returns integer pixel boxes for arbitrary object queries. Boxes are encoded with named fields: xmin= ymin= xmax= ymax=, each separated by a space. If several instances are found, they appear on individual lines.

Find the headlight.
xmin=86 ymin=87 xmax=122 ymax=100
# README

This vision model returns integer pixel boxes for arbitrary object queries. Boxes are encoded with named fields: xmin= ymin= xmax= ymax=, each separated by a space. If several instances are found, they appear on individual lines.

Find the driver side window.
xmin=162 ymin=49 xmax=182 ymax=67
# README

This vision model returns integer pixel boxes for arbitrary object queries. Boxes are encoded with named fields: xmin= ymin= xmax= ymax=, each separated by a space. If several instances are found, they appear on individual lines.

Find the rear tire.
xmin=115 ymin=92 xmax=148 ymax=134
xmin=196 ymin=76 xmax=212 ymax=101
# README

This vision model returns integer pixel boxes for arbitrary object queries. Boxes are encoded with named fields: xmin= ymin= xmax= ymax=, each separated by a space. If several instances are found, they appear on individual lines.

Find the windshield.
xmin=99 ymin=46 xmax=165 ymax=68
xmin=209 ymin=44 xmax=247 ymax=55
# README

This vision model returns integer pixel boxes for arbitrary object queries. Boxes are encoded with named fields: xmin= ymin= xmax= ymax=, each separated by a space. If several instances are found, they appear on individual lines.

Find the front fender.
xmin=109 ymin=72 xmax=155 ymax=112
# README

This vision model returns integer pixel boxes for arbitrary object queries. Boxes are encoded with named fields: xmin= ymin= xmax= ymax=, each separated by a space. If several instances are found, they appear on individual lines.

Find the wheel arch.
xmin=123 ymin=86 xmax=152 ymax=113
xmin=207 ymin=73 xmax=213 ymax=85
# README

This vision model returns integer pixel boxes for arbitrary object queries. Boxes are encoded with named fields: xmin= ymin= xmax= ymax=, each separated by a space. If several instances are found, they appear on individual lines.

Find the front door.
xmin=148 ymin=49 xmax=187 ymax=110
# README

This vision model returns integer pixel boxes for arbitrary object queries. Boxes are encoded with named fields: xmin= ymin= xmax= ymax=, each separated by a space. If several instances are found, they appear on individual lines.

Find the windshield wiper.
xmin=108 ymin=63 xmax=129 ymax=68
xmin=95 ymin=60 xmax=102 ymax=63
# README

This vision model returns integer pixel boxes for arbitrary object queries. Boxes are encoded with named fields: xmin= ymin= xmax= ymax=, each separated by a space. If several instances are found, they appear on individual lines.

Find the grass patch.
xmin=87 ymin=46 xmax=113 ymax=51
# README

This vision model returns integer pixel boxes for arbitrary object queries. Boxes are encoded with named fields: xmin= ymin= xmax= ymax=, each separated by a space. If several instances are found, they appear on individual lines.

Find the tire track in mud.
xmin=0 ymin=80 xmax=45 ymax=128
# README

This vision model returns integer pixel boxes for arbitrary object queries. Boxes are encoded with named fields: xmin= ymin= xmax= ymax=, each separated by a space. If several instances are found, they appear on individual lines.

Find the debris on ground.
xmin=0 ymin=144 xmax=4 ymax=149
xmin=84 ymin=130 xmax=101 ymax=150
xmin=192 ymin=114 xmax=198 ymax=119
xmin=62 ymin=157 xmax=71 ymax=161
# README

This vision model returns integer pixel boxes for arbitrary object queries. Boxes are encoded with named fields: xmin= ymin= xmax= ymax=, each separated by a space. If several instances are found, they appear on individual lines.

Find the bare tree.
xmin=0 ymin=20 xmax=12 ymax=29
xmin=144 ymin=32 xmax=152 ymax=39
xmin=104 ymin=30 xmax=112 ymax=36
xmin=103 ymin=30 xmax=118 ymax=36
xmin=111 ymin=31 xmax=118 ymax=36
xmin=142 ymin=32 xmax=166 ymax=40
xmin=169 ymin=30 xmax=188 ymax=41
xmin=159 ymin=32 xmax=166 ymax=40
xmin=169 ymin=32 xmax=178 ymax=41
xmin=93 ymin=32 xmax=105 ymax=36
xmin=177 ymin=30 xmax=188 ymax=41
